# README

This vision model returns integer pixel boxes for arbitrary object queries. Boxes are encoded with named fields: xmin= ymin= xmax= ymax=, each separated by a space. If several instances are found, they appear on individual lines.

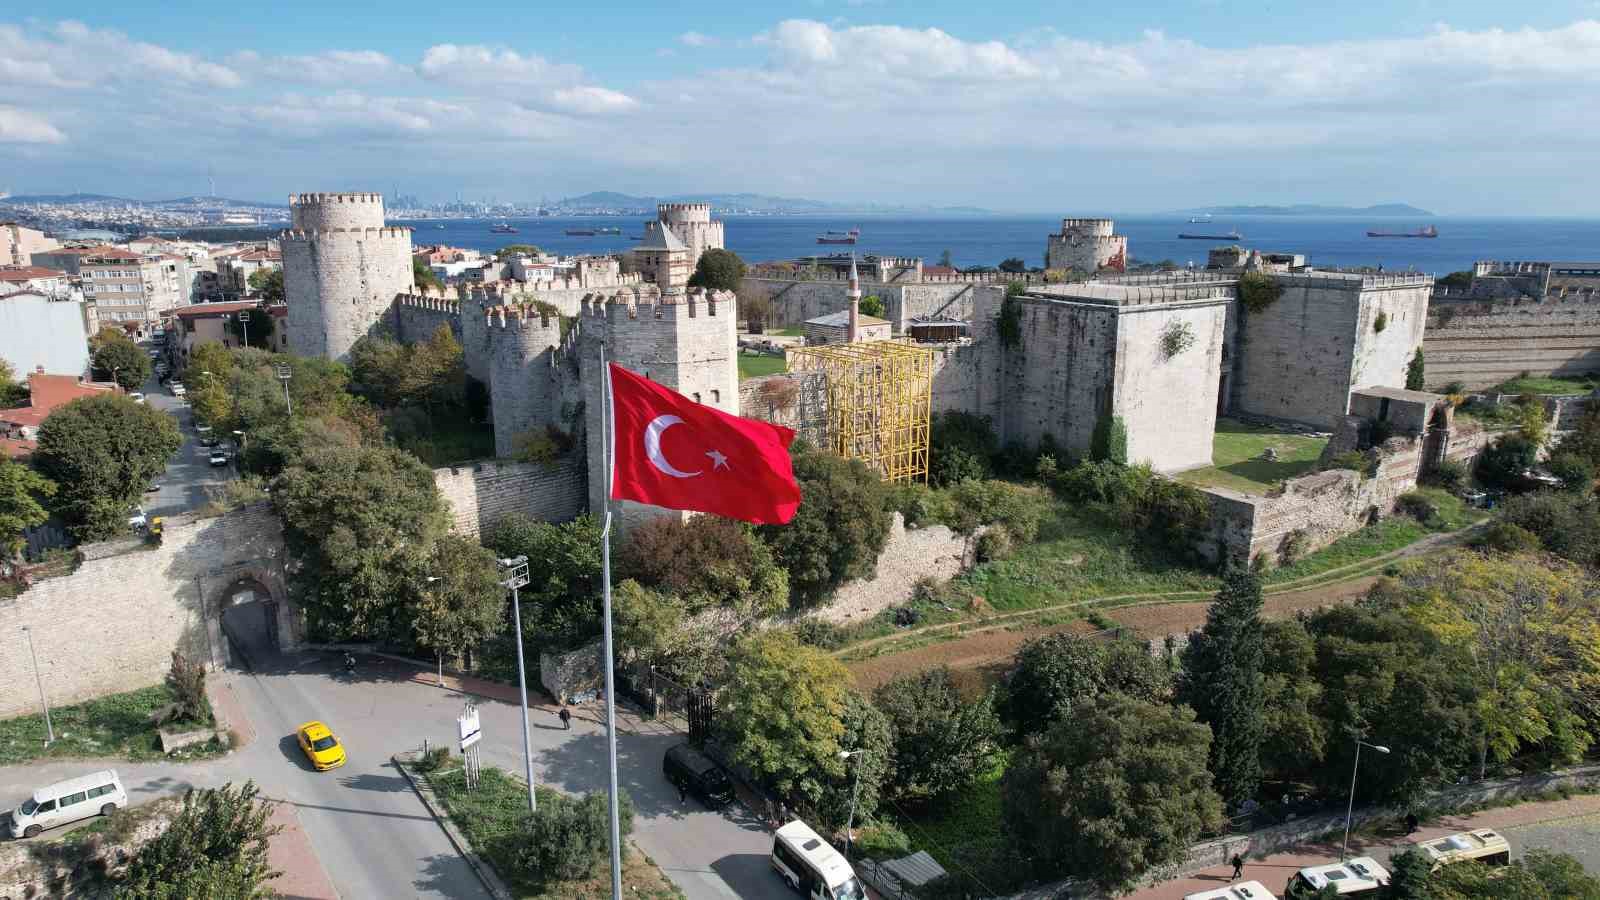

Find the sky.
xmin=4 ymin=2 xmax=1600 ymax=215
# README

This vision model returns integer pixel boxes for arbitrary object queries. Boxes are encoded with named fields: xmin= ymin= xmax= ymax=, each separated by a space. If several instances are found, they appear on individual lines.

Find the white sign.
xmin=458 ymin=704 xmax=481 ymax=751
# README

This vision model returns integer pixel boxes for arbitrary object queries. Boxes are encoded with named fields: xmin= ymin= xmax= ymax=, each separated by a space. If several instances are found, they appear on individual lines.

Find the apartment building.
xmin=2 ymin=222 xmax=60 ymax=267
xmin=81 ymin=248 xmax=190 ymax=332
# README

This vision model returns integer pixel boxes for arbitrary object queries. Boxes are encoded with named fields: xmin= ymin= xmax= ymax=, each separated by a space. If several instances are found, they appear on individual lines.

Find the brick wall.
xmin=432 ymin=458 xmax=587 ymax=537
xmin=0 ymin=505 xmax=294 ymax=718
xmin=1423 ymin=297 xmax=1600 ymax=389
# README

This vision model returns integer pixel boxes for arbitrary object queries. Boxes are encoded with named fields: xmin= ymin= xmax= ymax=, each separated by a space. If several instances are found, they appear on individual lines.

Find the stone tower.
xmin=484 ymin=303 xmax=565 ymax=457
xmin=632 ymin=221 xmax=692 ymax=293
xmin=282 ymin=192 xmax=414 ymax=362
xmin=656 ymin=203 xmax=724 ymax=271
xmin=1045 ymin=217 xmax=1128 ymax=274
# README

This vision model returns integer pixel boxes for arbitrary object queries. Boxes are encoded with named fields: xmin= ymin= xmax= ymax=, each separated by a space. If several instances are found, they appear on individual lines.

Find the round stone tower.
xmin=1046 ymin=217 xmax=1128 ymax=274
xmin=282 ymin=192 xmax=414 ymax=362
xmin=657 ymin=202 xmax=724 ymax=271
xmin=485 ymin=304 xmax=564 ymax=458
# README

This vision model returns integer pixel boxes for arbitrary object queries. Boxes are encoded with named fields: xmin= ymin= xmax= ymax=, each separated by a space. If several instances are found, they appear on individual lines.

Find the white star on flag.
xmin=706 ymin=449 xmax=729 ymax=470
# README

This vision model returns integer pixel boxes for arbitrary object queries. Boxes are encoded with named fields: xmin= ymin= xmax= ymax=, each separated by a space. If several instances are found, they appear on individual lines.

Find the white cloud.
xmin=679 ymin=31 xmax=717 ymax=48
xmin=550 ymin=86 xmax=640 ymax=115
xmin=233 ymin=49 xmax=407 ymax=85
xmin=419 ymin=44 xmax=586 ymax=88
xmin=53 ymin=20 xmax=240 ymax=87
xmin=0 ymin=106 xmax=65 ymax=144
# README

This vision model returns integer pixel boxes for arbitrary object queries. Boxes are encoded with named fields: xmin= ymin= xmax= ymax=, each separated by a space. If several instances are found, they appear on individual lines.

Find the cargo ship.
xmin=1178 ymin=230 xmax=1243 ymax=240
xmin=489 ymin=221 xmax=518 ymax=234
xmin=1367 ymin=225 xmax=1438 ymax=238
xmin=565 ymin=228 xmax=597 ymax=236
xmin=817 ymin=227 xmax=861 ymax=245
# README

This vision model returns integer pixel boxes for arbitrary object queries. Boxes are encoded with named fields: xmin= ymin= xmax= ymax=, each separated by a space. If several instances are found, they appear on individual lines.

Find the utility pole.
xmin=21 ymin=627 xmax=54 ymax=746
xmin=498 ymin=556 xmax=537 ymax=814
xmin=275 ymin=364 xmax=292 ymax=415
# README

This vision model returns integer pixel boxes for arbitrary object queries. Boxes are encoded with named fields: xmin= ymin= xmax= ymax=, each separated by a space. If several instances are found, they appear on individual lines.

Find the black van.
xmin=663 ymin=743 xmax=735 ymax=808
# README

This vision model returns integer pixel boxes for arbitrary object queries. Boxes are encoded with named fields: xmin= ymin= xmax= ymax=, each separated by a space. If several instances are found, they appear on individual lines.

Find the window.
xmin=35 ymin=799 xmax=55 ymax=813
xmin=60 ymin=791 xmax=87 ymax=807
xmin=711 ymin=390 xmax=720 ymax=404
xmin=693 ymin=392 xmax=701 ymax=403
xmin=88 ymin=785 xmax=113 ymax=798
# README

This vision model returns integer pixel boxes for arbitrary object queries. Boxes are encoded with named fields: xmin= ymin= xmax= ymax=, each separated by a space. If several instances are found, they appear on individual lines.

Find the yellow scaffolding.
xmin=788 ymin=340 xmax=933 ymax=483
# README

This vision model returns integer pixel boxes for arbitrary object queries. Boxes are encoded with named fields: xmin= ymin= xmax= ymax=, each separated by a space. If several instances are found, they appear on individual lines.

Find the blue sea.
xmin=391 ymin=215 xmax=1600 ymax=275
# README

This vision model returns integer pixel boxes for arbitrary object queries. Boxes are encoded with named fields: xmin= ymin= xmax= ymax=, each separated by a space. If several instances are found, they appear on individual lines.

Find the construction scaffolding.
xmin=788 ymin=341 xmax=933 ymax=483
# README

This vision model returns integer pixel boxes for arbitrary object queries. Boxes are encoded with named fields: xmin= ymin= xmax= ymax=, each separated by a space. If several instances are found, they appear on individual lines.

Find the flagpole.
xmin=599 ymin=345 xmax=624 ymax=899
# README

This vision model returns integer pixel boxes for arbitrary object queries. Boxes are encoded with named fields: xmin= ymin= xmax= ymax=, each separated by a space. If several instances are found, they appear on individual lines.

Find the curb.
xmin=392 ymin=752 xmax=515 ymax=900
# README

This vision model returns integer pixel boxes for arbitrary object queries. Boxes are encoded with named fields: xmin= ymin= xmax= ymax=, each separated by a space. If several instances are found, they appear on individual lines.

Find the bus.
xmin=1411 ymin=829 xmax=1511 ymax=870
xmin=1185 ymin=881 xmax=1279 ymax=900
xmin=771 ymin=819 xmax=865 ymax=900
xmin=1284 ymin=857 xmax=1390 ymax=898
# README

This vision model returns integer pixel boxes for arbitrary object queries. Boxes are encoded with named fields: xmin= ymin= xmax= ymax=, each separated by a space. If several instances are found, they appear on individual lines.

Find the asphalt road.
xmin=134 ymin=344 xmax=233 ymax=522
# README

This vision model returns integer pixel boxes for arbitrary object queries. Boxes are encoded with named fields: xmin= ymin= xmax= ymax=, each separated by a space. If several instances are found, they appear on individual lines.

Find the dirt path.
xmin=844 ymin=525 xmax=1477 ymax=692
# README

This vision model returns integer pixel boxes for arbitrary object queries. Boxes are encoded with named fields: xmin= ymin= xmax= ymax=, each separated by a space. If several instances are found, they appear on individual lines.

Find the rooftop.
xmin=635 ymin=221 xmax=687 ymax=252
xmin=0 ymin=266 xmax=66 ymax=282
xmin=172 ymin=300 xmax=260 ymax=318
xmin=0 ymin=371 xmax=120 ymax=429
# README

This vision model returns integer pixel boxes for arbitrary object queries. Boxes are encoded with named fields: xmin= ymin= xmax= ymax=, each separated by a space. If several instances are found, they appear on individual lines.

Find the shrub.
xmin=884 ymin=482 xmax=950 ymax=528
xmin=855 ymin=822 xmax=912 ymax=860
xmin=1547 ymin=452 xmax=1596 ymax=493
xmin=1396 ymin=492 xmax=1439 ymax=524
xmin=977 ymin=527 xmax=1015 ymax=562
xmin=1443 ymin=380 xmax=1467 ymax=395
xmin=930 ymin=412 xmax=998 ymax=487
xmin=1278 ymin=529 xmax=1309 ymax=566
xmin=1034 ymin=452 xmax=1059 ymax=482
xmin=1477 ymin=433 xmax=1538 ymax=489
xmin=1160 ymin=320 xmax=1196 ymax=359
xmin=514 ymin=425 xmax=574 ymax=467
xmin=998 ymin=293 xmax=1023 ymax=349
xmin=1324 ymin=450 xmax=1373 ymax=476
xmin=118 ymin=782 xmax=281 ymax=897
xmin=1362 ymin=418 xmax=1395 ymax=448
xmin=509 ymin=790 xmax=635 ymax=883
xmin=944 ymin=479 xmax=1045 ymax=541
xmin=1406 ymin=349 xmax=1426 ymax=391
xmin=791 ymin=618 xmax=849 ymax=651
xmin=1473 ymin=522 xmax=1542 ymax=554
xmin=618 ymin=514 xmax=789 ymax=617
xmin=1237 ymin=271 xmax=1282 ymax=313
xmin=1497 ymin=491 xmax=1600 ymax=566
xmin=761 ymin=451 xmax=890 ymax=605
xmin=166 ymin=651 xmax=209 ymax=725
xmin=1090 ymin=414 xmax=1128 ymax=465
xmin=1373 ymin=311 xmax=1388 ymax=333
xmin=1428 ymin=459 xmax=1467 ymax=490
xmin=414 ymin=745 xmax=452 ymax=773
xmin=1054 ymin=458 xmax=1134 ymax=504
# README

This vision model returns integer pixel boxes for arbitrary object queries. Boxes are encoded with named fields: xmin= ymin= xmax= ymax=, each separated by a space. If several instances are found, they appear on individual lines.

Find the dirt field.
xmin=845 ymin=575 xmax=1381 ymax=695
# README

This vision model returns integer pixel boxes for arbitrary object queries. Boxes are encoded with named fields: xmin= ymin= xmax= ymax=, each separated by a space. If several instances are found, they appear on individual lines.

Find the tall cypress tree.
xmin=1179 ymin=565 xmax=1266 ymax=810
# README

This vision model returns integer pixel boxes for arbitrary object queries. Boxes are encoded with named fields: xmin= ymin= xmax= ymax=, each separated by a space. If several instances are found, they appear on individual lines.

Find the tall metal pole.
xmin=841 ymin=751 xmax=863 ymax=859
xmin=276 ymin=365 xmax=292 ymax=416
xmin=502 ymin=557 xmax=537 ymax=815
xmin=21 ymin=627 xmax=53 ymax=745
xmin=599 ymin=344 xmax=624 ymax=898
xmin=1342 ymin=739 xmax=1389 ymax=861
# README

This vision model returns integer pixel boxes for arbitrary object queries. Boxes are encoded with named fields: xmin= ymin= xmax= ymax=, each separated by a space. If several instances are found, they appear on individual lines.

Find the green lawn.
xmin=0 ymin=684 xmax=219 ymax=765
xmin=771 ymin=326 xmax=805 ymax=337
xmin=427 ymin=764 xmax=682 ymax=899
xmin=738 ymin=354 xmax=787 ymax=380
xmin=1490 ymin=375 xmax=1597 ymax=396
xmin=1263 ymin=487 xmax=1485 ymax=583
xmin=1177 ymin=418 xmax=1329 ymax=495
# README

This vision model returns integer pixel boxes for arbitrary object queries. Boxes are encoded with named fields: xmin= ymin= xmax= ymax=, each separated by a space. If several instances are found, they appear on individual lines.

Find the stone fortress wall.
xmin=432 ymin=458 xmax=586 ymax=537
xmin=745 ymin=269 xmax=1049 ymax=332
xmin=282 ymin=192 xmax=415 ymax=362
xmin=1045 ymin=217 xmax=1127 ymax=273
xmin=1422 ymin=260 xmax=1600 ymax=389
xmin=484 ymin=304 xmax=565 ymax=458
xmin=657 ymin=203 xmax=724 ymax=269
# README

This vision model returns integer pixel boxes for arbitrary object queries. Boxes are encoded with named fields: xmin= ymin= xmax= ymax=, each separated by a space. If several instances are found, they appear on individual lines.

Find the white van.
xmin=1412 ymin=829 xmax=1511 ymax=870
xmin=1186 ymin=882 xmax=1278 ymax=900
xmin=772 ymin=819 xmax=865 ymax=900
xmin=1284 ymin=857 xmax=1390 ymax=898
xmin=6 ymin=769 xmax=127 ymax=838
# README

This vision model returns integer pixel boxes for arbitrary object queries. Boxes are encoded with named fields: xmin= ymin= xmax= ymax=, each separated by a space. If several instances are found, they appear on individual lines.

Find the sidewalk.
xmin=389 ymin=657 xmax=680 ymax=738
xmin=1124 ymin=792 xmax=1600 ymax=899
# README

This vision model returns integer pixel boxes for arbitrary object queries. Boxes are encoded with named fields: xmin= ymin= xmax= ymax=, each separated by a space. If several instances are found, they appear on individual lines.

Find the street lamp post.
xmin=1342 ymin=738 xmax=1391 ymax=861
xmin=274 ymin=365 xmax=292 ymax=416
xmin=236 ymin=310 xmax=250 ymax=348
xmin=498 ymin=555 xmax=537 ymax=814
xmin=838 ymin=749 xmax=864 ymax=859
xmin=21 ymin=627 xmax=54 ymax=746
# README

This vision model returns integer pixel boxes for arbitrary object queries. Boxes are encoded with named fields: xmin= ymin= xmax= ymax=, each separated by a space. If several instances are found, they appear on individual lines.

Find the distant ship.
xmin=489 ymin=222 xmax=518 ymax=234
xmin=1367 ymin=225 xmax=1438 ymax=239
xmin=817 ymin=227 xmax=861 ymax=245
xmin=565 ymin=228 xmax=597 ymax=236
xmin=1187 ymin=214 xmax=1213 ymax=223
xmin=1178 ymin=230 xmax=1243 ymax=240
xmin=596 ymin=226 xmax=622 ymax=235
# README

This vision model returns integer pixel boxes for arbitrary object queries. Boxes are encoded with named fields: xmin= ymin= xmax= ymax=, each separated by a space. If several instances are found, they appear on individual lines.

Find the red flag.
xmin=607 ymin=363 xmax=801 ymax=524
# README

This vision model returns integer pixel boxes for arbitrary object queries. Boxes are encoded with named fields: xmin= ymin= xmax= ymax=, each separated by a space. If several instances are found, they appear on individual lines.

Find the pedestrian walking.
xmin=558 ymin=705 xmax=571 ymax=730
xmin=1230 ymin=853 xmax=1245 ymax=880
xmin=1405 ymin=812 xmax=1420 ymax=834
xmin=678 ymin=781 xmax=687 ymax=804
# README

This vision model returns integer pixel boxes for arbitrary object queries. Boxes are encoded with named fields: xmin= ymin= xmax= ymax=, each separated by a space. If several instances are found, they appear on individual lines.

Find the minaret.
xmin=847 ymin=252 xmax=861 ymax=343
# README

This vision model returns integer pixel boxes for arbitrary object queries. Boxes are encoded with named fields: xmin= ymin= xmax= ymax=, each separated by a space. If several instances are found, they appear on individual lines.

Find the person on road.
xmin=1230 ymin=853 xmax=1245 ymax=880
xmin=558 ymin=705 xmax=571 ymax=730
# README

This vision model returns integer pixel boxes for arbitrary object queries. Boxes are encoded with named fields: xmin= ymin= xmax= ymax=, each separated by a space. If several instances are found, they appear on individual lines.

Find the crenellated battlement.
xmin=283 ymin=187 xmax=412 ymax=361
xmin=1058 ymin=218 xmax=1115 ymax=234
xmin=393 ymin=293 xmax=460 ymax=314
xmin=577 ymin=287 xmax=732 ymax=322
xmin=289 ymin=192 xmax=384 ymax=205
xmin=280 ymin=227 xmax=412 ymax=240
xmin=484 ymin=303 xmax=562 ymax=331
xmin=658 ymin=202 xmax=712 ymax=222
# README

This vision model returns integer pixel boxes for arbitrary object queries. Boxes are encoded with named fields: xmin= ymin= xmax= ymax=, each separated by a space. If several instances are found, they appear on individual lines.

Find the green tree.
xmin=413 ymin=257 xmax=443 ymax=293
xmin=1554 ymin=409 xmax=1600 ymax=469
xmin=858 ymin=294 xmax=885 ymax=319
xmin=874 ymin=667 xmax=1002 ymax=803
xmin=0 ymin=456 xmax=54 ymax=559
xmin=225 ymin=308 xmax=276 ymax=350
xmin=1498 ymin=491 xmax=1600 ymax=567
xmin=34 ymin=394 xmax=181 ymax=539
xmin=1002 ymin=693 xmax=1224 ymax=890
xmin=484 ymin=514 xmax=603 ymax=651
xmin=739 ymin=285 xmax=773 ymax=332
xmin=1520 ymin=849 xmax=1600 ymax=898
xmin=613 ymin=579 xmax=689 ymax=669
xmin=0 ymin=359 xmax=27 ymax=407
xmin=1406 ymin=348 xmax=1426 ymax=391
xmin=1260 ymin=618 xmax=1327 ymax=781
xmin=246 ymin=267 xmax=284 ymax=302
xmin=687 ymin=248 xmax=747 ymax=291
xmin=1179 ymin=566 xmax=1266 ymax=810
xmin=1547 ymin=452 xmax=1596 ymax=493
xmin=88 ymin=325 xmax=130 ymax=355
xmin=929 ymin=411 xmax=996 ymax=487
xmin=273 ymin=445 xmax=450 ymax=640
xmin=618 ymin=514 xmax=789 ymax=618
xmin=813 ymin=691 xmax=893 ymax=830
xmin=495 ymin=244 xmax=543 ymax=259
xmin=760 ymin=450 xmax=890 ymax=605
xmin=1384 ymin=848 xmax=1435 ymax=900
xmin=509 ymin=789 xmax=634 ymax=886
xmin=1476 ymin=433 xmax=1537 ymax=489
xmin=118 ymin=782 xmax=281 ymax=899
xmin=1090 ymin=413 xmax=1129 ymax=464
xmin=717 ymin=631 xmax=849 ymax=805
xmin=411 ymin=533 xmax=507 ymax=669
xmin=92 ymin=336 xmax=152 ymax=391
xmin=1001 ymin=633 xmax=1170 ymax=735
xmin=998 ymin=257 xmax=1027 ymax=273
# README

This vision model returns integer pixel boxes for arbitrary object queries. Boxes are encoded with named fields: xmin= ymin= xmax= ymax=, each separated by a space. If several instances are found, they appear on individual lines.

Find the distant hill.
xmin=4 ymin=193 xmax=136 ymax=204
xmin=3 ymin=193 xmax=284 ymax=208
xmin=554 ymin=190 xmax=994 ymax=216
xmin=1179 ymin=203 xmax=1434 ymax=217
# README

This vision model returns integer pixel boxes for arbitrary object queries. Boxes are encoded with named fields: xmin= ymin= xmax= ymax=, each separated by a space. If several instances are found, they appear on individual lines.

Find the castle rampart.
xmin=1046 ymin=218 xmax=1127 ymax=273
xmin=485 ymin=305 xmax=564 ymax=458
xmin=282 ymin=192 xmax=414 ymax=362
xmin=656 ymin=202 xmax=724 ymax=270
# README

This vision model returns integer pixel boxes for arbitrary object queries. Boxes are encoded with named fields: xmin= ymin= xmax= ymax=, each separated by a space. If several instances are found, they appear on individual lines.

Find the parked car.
xmin=127 ymin=506 xmax=147 ymax=529
xmin=170 ymin=383 xmax=186 ymax=398
xmin=128 ymin=392 xmax=145 ymax=404
xmin=208 ymin=449 xmax=230 ymax=467
xmin=662 ymin=742 xmax=735 ymax=808
xmin=5 ymin=770 xmax=127 ymax=838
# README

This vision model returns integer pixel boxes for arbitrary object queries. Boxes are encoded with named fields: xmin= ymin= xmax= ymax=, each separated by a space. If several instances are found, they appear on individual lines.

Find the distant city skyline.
xmin=3 ymin=5 xmax=1600 ymax=215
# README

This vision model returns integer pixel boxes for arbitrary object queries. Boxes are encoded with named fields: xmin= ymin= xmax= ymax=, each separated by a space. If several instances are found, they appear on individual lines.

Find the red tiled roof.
xmin=0 ymin=374 xmax=118 ymax=428
xmin=922 ymin=265 xmax=958 ymax=276
xmin=84 ymin=249 xmax=142 ymax=261
xmin=172 ymin=300 xmax=259 ymax=318
xmin=0 ymin=266 xmax=65 ymax=282
xmin=239 ymin=251 xmax=281 ymax=262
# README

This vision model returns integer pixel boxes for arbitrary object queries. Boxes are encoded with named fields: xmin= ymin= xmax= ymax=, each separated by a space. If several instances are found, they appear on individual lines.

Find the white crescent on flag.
xmin=643 ymin=415 xmax=702 ymax=478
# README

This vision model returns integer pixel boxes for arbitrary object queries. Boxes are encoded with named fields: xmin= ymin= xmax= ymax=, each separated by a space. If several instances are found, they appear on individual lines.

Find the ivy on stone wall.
xmin=999 ymin=283 xmax=1025 ymax=350
xmin=1237 ymin=272 xmax=1282 ymax=313
xmin=1160 ymin=320 xmax=1196 ymax=360
xmin=1407 ymin=349 xmax=1426 ymax=391
xmin=1090 ymin=414 xmax=1128 ymax=465
xmin=1374 ymin=311 xmax=1389 ymax=333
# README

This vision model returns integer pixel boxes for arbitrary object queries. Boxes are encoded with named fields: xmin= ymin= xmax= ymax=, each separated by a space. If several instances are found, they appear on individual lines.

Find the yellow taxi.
xmin=295 ymin=721 xmax=346 ymax=771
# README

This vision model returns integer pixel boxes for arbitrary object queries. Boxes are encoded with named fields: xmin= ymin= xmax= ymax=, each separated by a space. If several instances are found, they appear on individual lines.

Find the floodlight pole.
xmin=21 ymin=627 xmax=53 ymax=745
xmin=275 ymin=365 xmax=292 ymax=416
xmin=499 ymin=555 xmax=536 ymax=814
xmin=1342 ymin=738 xmax=1391 ymax=861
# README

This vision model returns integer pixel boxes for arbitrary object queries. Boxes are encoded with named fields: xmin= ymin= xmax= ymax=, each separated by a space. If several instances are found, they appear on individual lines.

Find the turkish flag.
xmin=608 ymin=363 xmax=801 ymax=524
